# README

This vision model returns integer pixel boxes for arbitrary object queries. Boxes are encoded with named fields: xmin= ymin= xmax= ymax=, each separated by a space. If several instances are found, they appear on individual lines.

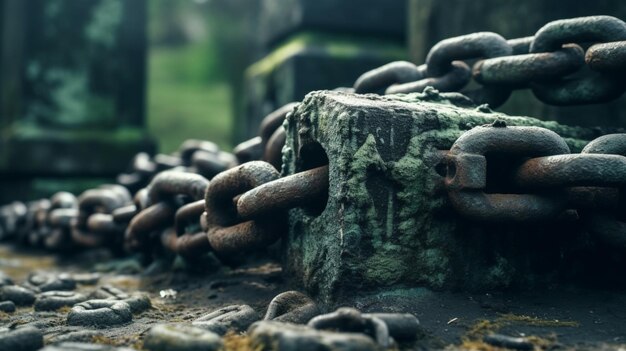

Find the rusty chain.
xmin=355 ymin=15 xmax=626 ymax=107
xmin=1 ymin=15 xmax=626 ymax=264
xmin=444 ymin=120 xmax=626 ymax=232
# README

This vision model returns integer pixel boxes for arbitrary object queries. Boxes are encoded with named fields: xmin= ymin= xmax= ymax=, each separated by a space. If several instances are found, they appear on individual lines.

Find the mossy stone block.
xmin=283 ymin=90 xmax=609 ymax=303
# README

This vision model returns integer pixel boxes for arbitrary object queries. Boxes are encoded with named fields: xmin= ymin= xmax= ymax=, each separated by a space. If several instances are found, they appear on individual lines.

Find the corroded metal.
xmin=125 ymin=203 xmax=175 ymax=250
xmin=204 ymin=161 xmax=284 ymax=258
xmin=262 ymin=127 xmax=287 ymax=171
xmin=386 ymin=61 xmax=470 ymax=94
xmin=237 ymin=165 xmax=329 ymax=219
xmin=146 ymin=171 xmax=209 ymax=205
xmin=474 ymin=44 xmax=584 ymax=86
xmin=353 ymin=61 xmax=425 ymax=94
xmin=445 ymin=123 xmax=570 ymax=222
xmin=233 ymin=137 xmax=264 ymax=164
xmin=586 ymin=41 xmax=626 ymax=72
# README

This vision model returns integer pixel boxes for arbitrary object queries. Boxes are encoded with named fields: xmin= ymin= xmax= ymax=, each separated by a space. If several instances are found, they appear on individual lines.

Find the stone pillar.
xmin=0 ymin=0 xmax=154 ymax=203
xmin=238 ymin=0 xmax=408 ymax=142
xmin=408 ymin=0 xmax=626 ymax=129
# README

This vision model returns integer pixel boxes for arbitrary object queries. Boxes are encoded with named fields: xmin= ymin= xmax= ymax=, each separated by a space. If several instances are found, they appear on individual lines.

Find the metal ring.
xmin=354 ymin=61 xmax=425 ymax=94
xmin=204 ymin=161 xmax=284 ymax=258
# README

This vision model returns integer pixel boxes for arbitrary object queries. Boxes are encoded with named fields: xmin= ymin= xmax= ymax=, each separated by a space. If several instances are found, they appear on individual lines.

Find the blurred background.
xmin=0 ymin=0 xmax=624 ymax=203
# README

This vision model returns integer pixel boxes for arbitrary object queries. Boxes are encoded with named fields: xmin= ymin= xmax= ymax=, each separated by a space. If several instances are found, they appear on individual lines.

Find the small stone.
xmin=144 ymin=324 xmax=222 ymax=351
xmin=90 ymin=286 xmax=150 ymax=313
xmin=248 ymin=321 xmax=379 ymax=351
xmin=264 ymin=291 xmax=319 ymax=324
xmin=67 ymin=300 xmax=132 ymax=327
xmin=71 ymin=273 xmax=101 ymax=285
xmin=0 ymin=271 xmax=13 ymax=287
xmin=34 ymin=291 xmax=87 ymax=311
xmin=27 ymin=272 xmax=76 ymax=292
xmin=122 ymin=292 xmax=151 ymax=313
xmin=0 ymin=301 xmax=15 ymax=313
xmin=193 ymin=305 xmax=259 ymax=335
xmin=0 ymin=285 xmax=36 ymax=306
xmin=40 ymin=342 xmax=135 ymax=351
xmin=47 ymin=330 xmax=104 ymax=344
xmin=483 ymin=333 xmax=534 ymax=350
xmin=0 ymin=326 xmax=44 ymax=351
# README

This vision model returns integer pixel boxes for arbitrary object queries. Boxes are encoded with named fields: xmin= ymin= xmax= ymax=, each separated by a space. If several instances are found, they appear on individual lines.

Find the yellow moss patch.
xmin=91 ymin=335 xmax=116 ymax=345
xmin=464 ymin=313 xmax=578 ymax=342
xmin=57 ymin=306 xmax=72 ymax=313
xmin=221 ymin=332 xmax=262 ymax=351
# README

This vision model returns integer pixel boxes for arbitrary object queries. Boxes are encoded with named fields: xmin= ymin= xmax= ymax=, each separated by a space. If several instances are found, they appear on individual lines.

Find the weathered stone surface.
xmin=144 ymin=324 xmax=222 ymax=351
xmin=0 ymin=0 xmax=154 ymax=203
xmin=283 ymin=90 xmax=612 ymax=302
xmin=248 ymin=320 xmax=379 ymax=351
xmin=258 ymin=0 xmax=406 ymax=49
xmin=0 ymin=326 xmax=43 ymax=351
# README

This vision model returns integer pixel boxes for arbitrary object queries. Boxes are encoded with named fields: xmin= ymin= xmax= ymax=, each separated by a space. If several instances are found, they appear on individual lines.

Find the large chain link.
xmin=444 ymin=121 xmax=626 ymax=237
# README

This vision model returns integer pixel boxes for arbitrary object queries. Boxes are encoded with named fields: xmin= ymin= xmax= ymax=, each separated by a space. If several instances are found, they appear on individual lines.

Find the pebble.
xmin=192 ymin=304 xmax=259 ymax=335
xmin=264 ymin=291 xmax=319 ymax=324
xmin=90 ymin=285 xmax=151 ymax=313
xmin=248 ymin=320 xmax=379 ymax=351
xmin=0 ymin=285 xmax=36 ymax=306
xmin=40 ymin=342 xmax=135 ymax=351
xmin=34 ymin=291 xmax=88 ymax=311
xmin=122 ymin=292 xmax=151 ymax=313
xmin=483 ymin=333 xmax=534 ymax=350
xmin=27 ymin=272 xmax=76 ymax=292
xmin=67 ymin=300 xmax=132 ymax=327
xmin=363 ymin=312 xmax=420 ymax=341
xmin=0 ymin=326 xmax=44 ymax=351
xmin=144 ymin=324 xmax=222 ymax=351
xmin=0 ymin=271 xmax=13 ymax=287
xmin=0 ymin=300 xmax=16 ymax=313
xmin=308 ymin=307 xmax=391 ymax=348
xmin=71 ymin=273 xmax=101 ymax=286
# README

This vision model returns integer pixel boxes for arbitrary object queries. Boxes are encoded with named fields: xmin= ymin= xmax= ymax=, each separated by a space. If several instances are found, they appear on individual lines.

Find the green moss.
xmin=246 ymin=31 xmax=406 ymax=78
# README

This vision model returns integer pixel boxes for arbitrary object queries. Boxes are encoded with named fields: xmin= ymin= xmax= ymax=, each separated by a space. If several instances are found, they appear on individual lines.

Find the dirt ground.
xmin=1 ymin=243 xmax=625 ymax=350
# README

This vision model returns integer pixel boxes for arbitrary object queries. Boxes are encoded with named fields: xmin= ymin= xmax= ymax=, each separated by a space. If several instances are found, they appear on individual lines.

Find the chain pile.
xmin=0 ymin=15 xmax=625 ymax=264
xmin=0 ymin=102 xmax=328 ymax=267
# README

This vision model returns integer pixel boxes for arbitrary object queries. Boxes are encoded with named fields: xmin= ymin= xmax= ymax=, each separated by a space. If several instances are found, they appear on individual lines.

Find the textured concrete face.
xmin=282 ymin=90 xmax=605 ymax=303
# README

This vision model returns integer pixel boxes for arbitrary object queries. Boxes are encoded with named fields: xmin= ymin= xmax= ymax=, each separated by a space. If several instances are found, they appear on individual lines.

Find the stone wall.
xmin=0 ymin=0 xmax=154 ymax=203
